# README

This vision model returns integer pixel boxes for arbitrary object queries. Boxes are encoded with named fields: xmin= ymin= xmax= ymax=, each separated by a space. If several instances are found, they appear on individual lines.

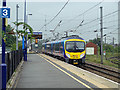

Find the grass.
xmin=85 ymin=53 xmax=119 ymax=69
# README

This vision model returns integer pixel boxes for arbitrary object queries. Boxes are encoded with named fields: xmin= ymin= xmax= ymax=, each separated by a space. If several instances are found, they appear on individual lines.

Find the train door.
xmin=51 ymin=43 xmax=53 ymax=54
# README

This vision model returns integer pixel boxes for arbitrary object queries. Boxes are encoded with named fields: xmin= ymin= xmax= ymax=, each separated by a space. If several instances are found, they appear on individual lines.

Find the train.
xmin=42 ymin=35 xmax=86 ymax=65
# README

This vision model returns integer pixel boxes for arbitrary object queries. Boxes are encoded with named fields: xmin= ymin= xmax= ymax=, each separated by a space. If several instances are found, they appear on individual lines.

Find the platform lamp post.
xmin=26 ymin=13 xmax=32 ymax=51
xmin=16 ymin=4 xmax=19 ymax=51
xmin=24 ymin=0 xmax=27 ymax=61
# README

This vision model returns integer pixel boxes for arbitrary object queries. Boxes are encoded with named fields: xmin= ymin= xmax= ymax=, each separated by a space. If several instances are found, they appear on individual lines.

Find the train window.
xmin=42 ymin=45 xmax=45 ymax=52
xmin=46 ymin=45 xmax=50 ymax=47
xmin=76 ymin=42 xmax=84 ymax=49
xmin=46 ymin=44 xmax=51 ymax=51
xmin=53 ymin=44 xmax=55 ymax=51
xmin=66 ymin=41 xmax=85 ymax=52
xmin=55 ymin=43 xmax=59 ymax=51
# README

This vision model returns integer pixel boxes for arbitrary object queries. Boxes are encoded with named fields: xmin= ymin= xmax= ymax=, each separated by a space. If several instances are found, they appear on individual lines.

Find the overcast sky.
xmin=0 ymin=0 xmax=119 ymax=44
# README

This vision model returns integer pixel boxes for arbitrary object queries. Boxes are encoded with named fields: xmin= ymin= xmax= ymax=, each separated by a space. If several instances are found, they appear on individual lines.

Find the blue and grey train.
xmin=42 ymin=35 xmax=86 ymax=65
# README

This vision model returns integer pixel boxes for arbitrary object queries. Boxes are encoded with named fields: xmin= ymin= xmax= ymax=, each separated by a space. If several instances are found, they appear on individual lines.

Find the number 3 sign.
xmin=0 ymin=8 xmax=10 ymax=18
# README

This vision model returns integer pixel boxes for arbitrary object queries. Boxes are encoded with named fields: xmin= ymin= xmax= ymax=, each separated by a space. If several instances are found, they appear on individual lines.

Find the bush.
xmin=11 ymin=41 xmax=22 ymax=51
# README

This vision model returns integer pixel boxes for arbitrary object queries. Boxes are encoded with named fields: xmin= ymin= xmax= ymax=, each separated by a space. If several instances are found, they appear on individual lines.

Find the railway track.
xmin=78 ymin=63 xmax=120 ymax=83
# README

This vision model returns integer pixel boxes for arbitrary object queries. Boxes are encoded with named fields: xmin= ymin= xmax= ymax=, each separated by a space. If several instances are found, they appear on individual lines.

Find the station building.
xmin=86 ymin=42 xmax=98 ymax=55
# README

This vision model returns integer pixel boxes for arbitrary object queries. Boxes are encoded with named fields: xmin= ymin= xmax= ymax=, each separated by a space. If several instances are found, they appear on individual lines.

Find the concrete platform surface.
xmin=41 ymin=54 xmax=119 ymax=88
xmin=16 ymin=54 xmax=98 ymax=88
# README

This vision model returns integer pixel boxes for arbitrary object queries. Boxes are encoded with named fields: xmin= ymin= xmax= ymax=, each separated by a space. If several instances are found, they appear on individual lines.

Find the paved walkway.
xmin=16 ymin=54 xmax=97 ymax=88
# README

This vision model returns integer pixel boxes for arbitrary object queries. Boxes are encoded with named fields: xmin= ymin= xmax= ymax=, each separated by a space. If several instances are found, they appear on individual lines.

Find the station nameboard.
xmin=0 ymin=8 xmax=10 ymax=18
xmin=28 ymin=31 xmax=42 ymax=39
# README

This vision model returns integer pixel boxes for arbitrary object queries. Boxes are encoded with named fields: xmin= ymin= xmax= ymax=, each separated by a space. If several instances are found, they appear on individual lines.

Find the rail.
xmin=79 ymin=63 xmax=120 ymax=82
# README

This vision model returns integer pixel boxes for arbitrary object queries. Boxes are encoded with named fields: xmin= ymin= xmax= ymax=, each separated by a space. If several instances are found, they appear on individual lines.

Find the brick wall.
xmin=86 ymin=42 xmax=98 ymax=55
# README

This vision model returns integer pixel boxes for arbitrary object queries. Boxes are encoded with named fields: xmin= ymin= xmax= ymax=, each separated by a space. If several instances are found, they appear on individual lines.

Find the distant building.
xmin=118 ymin=1 xmax=120 ymax=45
xmin=86 ymin=42 xmax=98 ymax=55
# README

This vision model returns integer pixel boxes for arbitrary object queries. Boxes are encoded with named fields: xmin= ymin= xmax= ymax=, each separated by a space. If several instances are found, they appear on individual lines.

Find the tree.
xmin=89 ymin=38 xmax=101 ymax=47
xmin=9 ymin=22 xmax=34 ymax=50
xmin=13 ymin=22 xmax=33 ymax=39
xmin=6 ymin=25 xmax=16 ymax=47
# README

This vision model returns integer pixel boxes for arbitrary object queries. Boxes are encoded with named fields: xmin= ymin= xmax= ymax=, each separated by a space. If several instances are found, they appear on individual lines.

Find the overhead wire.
xmin=103 ymin=10 xmax=118 ymax=18
xmin=79 ymin=24 xmax=117 ymax=35
xmin=65 ymin=9 xmax=119 ymax=33
xmin=103 ymin=19 xmax=118 ymax=23
xmin=39 ymin=0 xmax=70 ymax=31
xmin=46 ymin=0 xmax=104 ymax=36
xmin=42 ymin=1 xmax=118 ymax=41
xmin=61 ymin=0 xmax=104 ymax=26
xmin=81 ymin=10 xmax=118 ymax=27
xmin=104 ymin=27 xmax=119 ymax=36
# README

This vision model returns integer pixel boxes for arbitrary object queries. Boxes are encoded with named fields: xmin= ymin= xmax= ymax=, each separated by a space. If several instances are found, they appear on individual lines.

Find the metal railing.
xmin=5 ymin=49 xmax=23 ymax=82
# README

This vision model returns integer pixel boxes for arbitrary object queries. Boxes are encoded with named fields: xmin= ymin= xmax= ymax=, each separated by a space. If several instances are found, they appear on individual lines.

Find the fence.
xmin=5 ymin=49 xmax=23 ymax=82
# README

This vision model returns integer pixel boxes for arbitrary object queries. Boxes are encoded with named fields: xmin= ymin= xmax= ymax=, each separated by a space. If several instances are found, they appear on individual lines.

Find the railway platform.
xmin=12 ymin=54 xmax=119 ymax=89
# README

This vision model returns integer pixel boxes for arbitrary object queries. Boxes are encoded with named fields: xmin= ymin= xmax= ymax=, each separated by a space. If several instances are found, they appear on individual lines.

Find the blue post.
xmin=1 ymin=64 xmax=6 ymax=89
xmin=22 ymin=36 xmax=26 ymax=61
xmin=24 ymin=0 xmax=27 ymax=61
xmin=22 ymin=36 xmax=25 ymax=50
xmin=25 ymin=38 xmax=27 ymax=61
xmin=1 ymin=0 xmax=7 ymax=89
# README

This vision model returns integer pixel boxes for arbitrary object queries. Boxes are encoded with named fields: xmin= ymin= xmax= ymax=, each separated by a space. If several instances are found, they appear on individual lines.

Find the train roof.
xmin=42 ymin=35 xmax=85 ymax=45
xmin=64 ymin=35 xmax=84 ymax=40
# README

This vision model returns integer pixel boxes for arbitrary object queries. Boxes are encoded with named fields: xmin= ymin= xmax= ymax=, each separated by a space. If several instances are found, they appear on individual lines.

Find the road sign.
xmin=0 ymin=8 xmax=10 ymax=18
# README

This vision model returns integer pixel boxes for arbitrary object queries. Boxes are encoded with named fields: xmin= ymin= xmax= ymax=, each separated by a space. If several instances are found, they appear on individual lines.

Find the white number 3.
xmin=3 ymin=9 xmax=8 ymax=16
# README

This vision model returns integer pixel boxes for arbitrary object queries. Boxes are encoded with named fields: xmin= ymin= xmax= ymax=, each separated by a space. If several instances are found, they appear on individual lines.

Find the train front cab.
xmin=64 ymin=39 xmax=86 ymax=65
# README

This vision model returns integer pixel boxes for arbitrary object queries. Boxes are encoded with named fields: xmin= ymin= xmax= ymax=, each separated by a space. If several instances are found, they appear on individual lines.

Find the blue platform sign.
xmin=0 ymin=8 xmax=10 ymax=18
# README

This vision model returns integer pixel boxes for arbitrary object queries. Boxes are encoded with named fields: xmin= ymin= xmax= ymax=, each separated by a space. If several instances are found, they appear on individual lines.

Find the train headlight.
xmin=80 ymin=53 xmax=85 ymax=58
xmin=66 ymin=53 xmax=70 ymax=58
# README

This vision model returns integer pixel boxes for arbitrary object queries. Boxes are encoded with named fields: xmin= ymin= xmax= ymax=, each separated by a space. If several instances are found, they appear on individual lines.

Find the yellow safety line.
xmin=39 ymin=54 xmax=93 ymax=90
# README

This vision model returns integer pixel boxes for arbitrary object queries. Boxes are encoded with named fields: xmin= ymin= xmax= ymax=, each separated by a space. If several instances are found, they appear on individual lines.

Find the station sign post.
xmin=0 ymin=5 xmax=10 ymax=90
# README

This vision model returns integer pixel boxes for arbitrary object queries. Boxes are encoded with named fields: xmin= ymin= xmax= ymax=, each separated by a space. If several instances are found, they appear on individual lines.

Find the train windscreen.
xmin=66 ymin=41 xmax=85 ymax=52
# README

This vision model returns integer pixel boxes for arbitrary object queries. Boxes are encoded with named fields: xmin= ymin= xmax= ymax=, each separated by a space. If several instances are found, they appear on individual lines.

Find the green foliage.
xmin=10 ymin=22 xmax=34 ymax=51
xmin=103 ymin=44 xmax=113 ymax=52
xmin=13 ymin=22 xmax=33 ymax=38
xmin=86 ymin=54 xmax=118 ymax=68
xmin=89 ymin=38 xmax=120 ymax=53
xmin=89 ymin=38 xmax=101 ymax=47
xmin=104 ymin=44 xmax=120 ymax=53
xmin=6 ymin=25 xmax=16 ymax=47
xmin=11 ymin=41 xmax=22 ymax=51
xmin=11 ymin=43 xmax=16 ymax=51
